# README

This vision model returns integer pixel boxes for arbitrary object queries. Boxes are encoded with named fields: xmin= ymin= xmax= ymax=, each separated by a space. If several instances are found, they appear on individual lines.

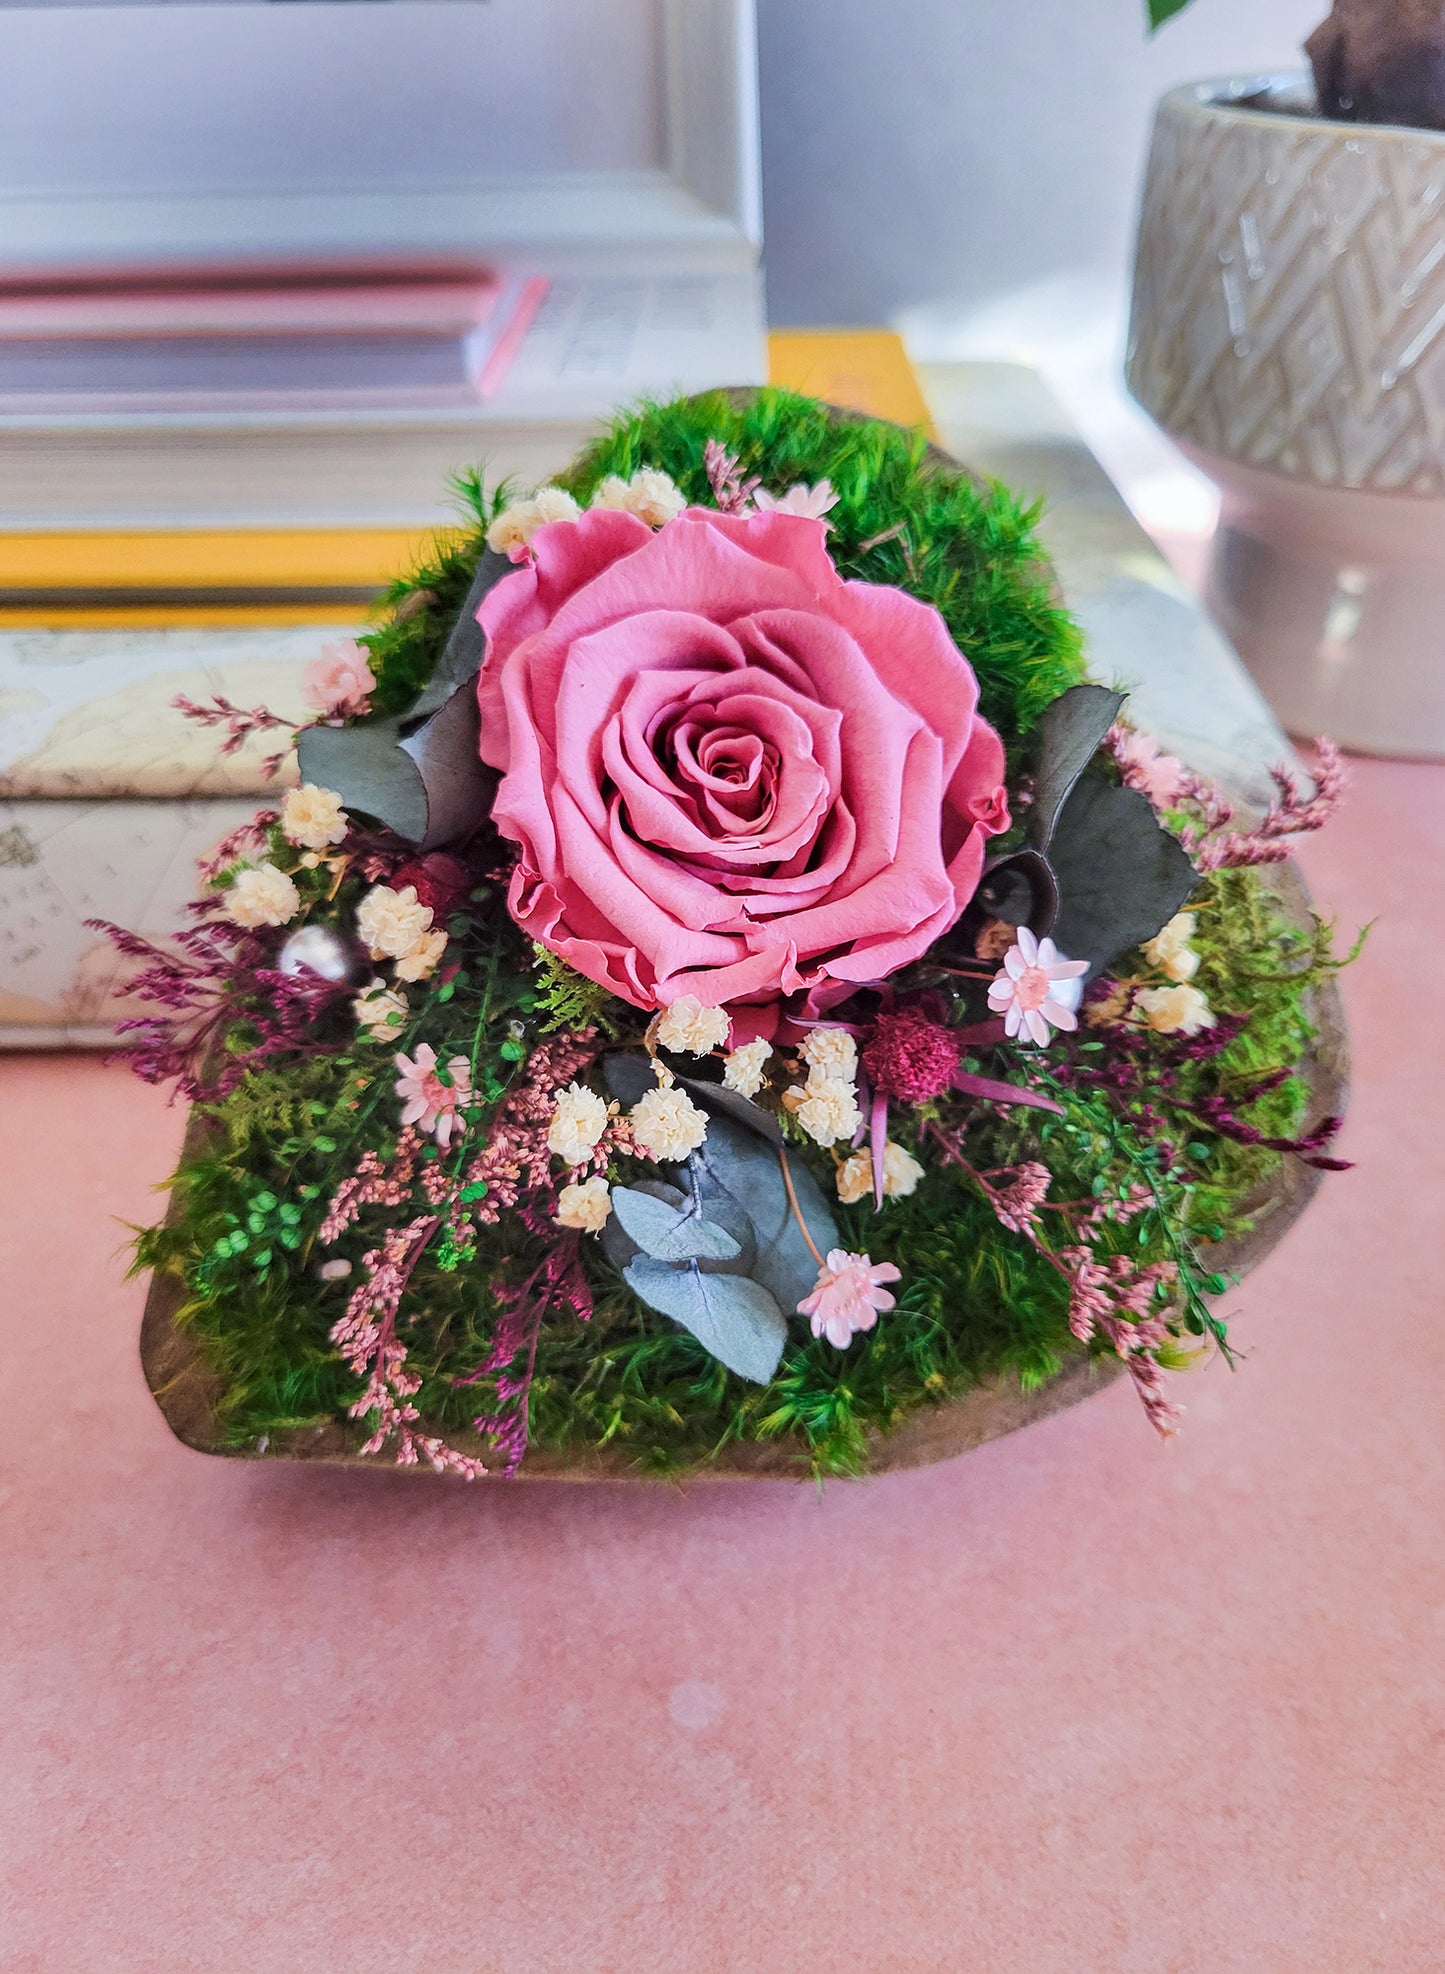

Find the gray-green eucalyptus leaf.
xmin=623 ymin=1258 xmax=788 ymax=1384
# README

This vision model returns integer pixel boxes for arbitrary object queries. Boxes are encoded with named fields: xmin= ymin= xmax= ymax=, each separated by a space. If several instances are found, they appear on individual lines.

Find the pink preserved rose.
xmin=475 ymin=505 xmax=1009 ymax=1017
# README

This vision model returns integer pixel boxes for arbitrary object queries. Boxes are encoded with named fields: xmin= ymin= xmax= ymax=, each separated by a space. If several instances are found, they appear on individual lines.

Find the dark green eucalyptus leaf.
xmin=602 ymin=1051 xmax=658 ymax=1108
xmin=410 ymin=547 xmax=511 ymax=718
xmin=1027 ymin=683 xmax=1126 ymax=851
xmin=1048 ymin=773 xmax=1199 ymax=975
xmin=623 ymin=1258 xmax=787 ymax=1384
xmin=610 ymin=1186 xmax=742 ymax=1263
xmin=676 ymin=1075 xmax=784 ymax=1146
xmin=972 ymin=847 xmax=1061 ymax=934
xmin=295 ymin=547 xmax=511 ymax=848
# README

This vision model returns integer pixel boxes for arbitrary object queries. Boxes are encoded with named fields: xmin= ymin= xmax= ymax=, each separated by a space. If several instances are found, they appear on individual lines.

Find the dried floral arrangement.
xmin=107 ymin=388 xmax=1354 ymax=1480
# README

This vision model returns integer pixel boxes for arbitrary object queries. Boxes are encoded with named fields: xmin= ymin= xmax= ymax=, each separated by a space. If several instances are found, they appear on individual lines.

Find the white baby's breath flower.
xmin=1136 ymin=983 xmax=1215 ymax=1037
xmin=629 ymin=1084 xmax=709 ymax=1161
xmin=486 ymin=485 xmax=580 ymax=554
xmin=485 ymin=499 xmax=541 ymax=556
xmin=800 ymin=1027 xmax=858 ymax=1083
xmin=1143 ymin=911 xmax=1200 ymax=983
xmin=721 ymin=1037 xmax=772 ymax=1099
xmin=882 ymin=1141 xmax=925 ymax=1198
xmin=793 ymin=1078 xmax=863 ymax=1148
xmin=353 ymin=978 xmax=409 ymax=1040
xmin=835 ymin=1142 xmax=925 ymax=1204
xmin=555 ymin=1176 xmax=612 ymax=1234
xmin=393 ymin=927 xmax=448 ymax=983
xmin=591 ymin=467 xmax=686 ymax=528
xmin=356 ymin=883 xmax=433 ymax=962
xmin=280 ymin=783 xmax=348 ymax=853
xmin=654 ymin=995 xmax=731 ymax=1056
xmin=225 ymin=863 xmax=300 ymax=929
xmin=835 ymin=1150 xmax=873 ymax=1206
xmin=547 ymin=1082 xmax=610 ymax=1168
xmin=532 ymin=485 xmax=581 ymax=526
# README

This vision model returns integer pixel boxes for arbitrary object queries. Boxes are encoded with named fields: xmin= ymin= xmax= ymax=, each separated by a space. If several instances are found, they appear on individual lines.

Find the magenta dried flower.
xmin=861 ymin=1008 xmax=959 ymax=1105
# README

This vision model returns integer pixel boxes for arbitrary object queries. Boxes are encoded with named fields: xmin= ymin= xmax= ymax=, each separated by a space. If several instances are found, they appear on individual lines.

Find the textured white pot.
xmin=1127 ymin=74 xmax=1445 ymax=759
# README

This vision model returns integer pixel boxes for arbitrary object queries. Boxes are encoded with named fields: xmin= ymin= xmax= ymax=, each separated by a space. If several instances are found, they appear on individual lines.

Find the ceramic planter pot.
xmin=1127 ymin=75 xmax=1445 ymax=759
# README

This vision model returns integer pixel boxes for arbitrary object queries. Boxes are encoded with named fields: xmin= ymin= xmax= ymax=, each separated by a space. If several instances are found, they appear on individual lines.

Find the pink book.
xmin=0 ymin=274 xmax=549 ymax=412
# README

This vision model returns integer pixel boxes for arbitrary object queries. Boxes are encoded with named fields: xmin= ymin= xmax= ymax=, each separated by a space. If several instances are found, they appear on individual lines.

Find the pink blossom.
xmin=476 ymin=506 xmax=1009 ymax=1018
xmin=986 ymin=926 xmax=1088 ymax=1046
xmin=798 ymin=1248 xmax=901 ymax=1348
xmin=303 ymin=640 xmax=376 ymax=719
xmin=1110 ymin=726 xmax=1185 ymax=811
xmin=393 ymin=1043 xmax=473 ymax=1148
xmin=753 ymin=478 xmax=839 ymax=525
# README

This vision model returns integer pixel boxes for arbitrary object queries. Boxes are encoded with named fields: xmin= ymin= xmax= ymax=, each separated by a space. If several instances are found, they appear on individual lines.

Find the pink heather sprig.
xmin=1061 ymin=1247 xmax=1182 ymax=1437
xmin=1106 ymin=724 xmax=1345 ymax=870
xmin=704 ymin=439 xmax=760 ymax=516
xmin=172 ymin=693 xmax=300 ymax=781
xmin=1169 ymin=741 xmax=1346 ymax=871
xmin=1192 ymin=740 xmax=1346 ymax=870
xmin=320 ymin=1128 xmax=423 ymax=1244
xmin=330 ymin=1213 xmax=487 ymax=1478
xmin=929 ymin=1124 xmax=1187 ymax=1438
xmin=986 ymin=1161 xmax=1054 ymax=1236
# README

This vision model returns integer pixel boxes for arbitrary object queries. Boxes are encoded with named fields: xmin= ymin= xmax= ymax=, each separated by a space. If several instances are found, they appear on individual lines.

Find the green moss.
xmin=132 ymin=390 xmax=1348 ymax=1481
xmin=359 ymin=386 xmax=1084 ymax=764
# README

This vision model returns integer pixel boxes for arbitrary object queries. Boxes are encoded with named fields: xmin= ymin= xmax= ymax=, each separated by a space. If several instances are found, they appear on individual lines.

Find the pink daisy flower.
xmin=798 ymin=1249 xmax=901 ymax=1348
xmin=303 ymin=639 xmax=376 ymax=719
xmin=393 ymin=1043 xmax=473 ymax=1148
xmin=753 ymin=478 xmax=839 ymax=525
xmin=987 ymin=926 xmax=1089 ymax=1047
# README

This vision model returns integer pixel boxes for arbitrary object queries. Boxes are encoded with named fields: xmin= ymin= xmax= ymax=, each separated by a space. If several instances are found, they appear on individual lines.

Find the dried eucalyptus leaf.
xmin=692 ymin=1115 xmax=837 ymax=1315
xmin=610 ymin=1186 xmax=742 ymax=1263
xmin=623 ymin=1258 xmax=787 ymax=1384
xmin=1027 ymin=683 xmax=1126 ymax=851
xmin=1048 ymin=773 xmax=1199 ymax=975
xmin=601 ymin=1180 xmax=685 ymax=1273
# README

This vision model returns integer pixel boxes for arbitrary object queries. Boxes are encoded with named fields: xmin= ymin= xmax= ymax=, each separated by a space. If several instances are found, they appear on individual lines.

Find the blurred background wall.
xmin=0 ymin=0 xmax=1322 ymax=511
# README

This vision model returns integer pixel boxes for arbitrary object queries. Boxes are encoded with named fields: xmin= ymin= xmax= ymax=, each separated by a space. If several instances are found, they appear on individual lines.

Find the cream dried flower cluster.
xmin=546 ymin=1082 xmax=611 ymax=1168
xmin=835 ymin=1142 xmax=925 ymax=1205
xmin=628 ymin=1083 xmax=709 ymax=1161
xmin=225 ymin=862 xmax=301 ymax=929
xmin=484 ymin=485 xmax=582 ymax=556
xmin=1136 ymin=913 xmax=1215 ymax=1036
xmin=485 ymin=466 xmax=688 ymax=561
xmin=280 ymin=783 xmax=349 ymax=855
xmin=353 ymin=978 xmax=408 ymax=1040
xmin=653 ymin=996 xmax=731 ymax=1056
xmin=355 ymin=883 xmax=447 ymax=993
xmin=555 ymin=1175 xmax=612 ymax=1235
xmin=590 ymin=468 xmax=689 ymax=528
xmin=721 ymin=1037 xmax=773 ymax=1098
xmin=786 ymin=1028 xmax=863 ymax=1148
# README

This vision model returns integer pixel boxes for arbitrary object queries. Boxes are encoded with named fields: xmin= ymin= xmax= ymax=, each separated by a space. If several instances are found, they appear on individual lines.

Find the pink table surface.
xmin=2 ymin=756 xmax=1442 ymax=1974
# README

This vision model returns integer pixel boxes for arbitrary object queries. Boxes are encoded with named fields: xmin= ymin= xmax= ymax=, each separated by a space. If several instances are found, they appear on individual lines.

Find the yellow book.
xmin=0 ymin=332 xmax=929 ymax=624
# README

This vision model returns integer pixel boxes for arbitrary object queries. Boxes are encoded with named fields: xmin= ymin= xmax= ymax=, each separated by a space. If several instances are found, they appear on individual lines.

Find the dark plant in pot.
xmin=1127 ymin=0 xmax=1445 ymax=759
